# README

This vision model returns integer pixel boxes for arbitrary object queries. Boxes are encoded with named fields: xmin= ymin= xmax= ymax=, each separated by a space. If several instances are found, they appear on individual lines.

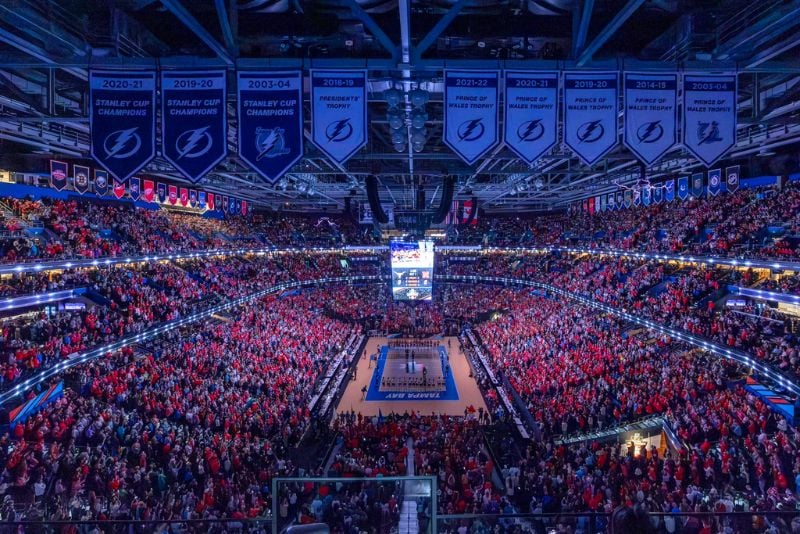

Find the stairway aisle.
xmin=398 ymin=436 xmax=419 ymax=534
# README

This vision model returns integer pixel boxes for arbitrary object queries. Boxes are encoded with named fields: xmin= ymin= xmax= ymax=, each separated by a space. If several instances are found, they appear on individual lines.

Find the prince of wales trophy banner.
xmin=444 ymin=70 xmax=500 ymax=165
xmin=90 ymin=71 xmax=156 ymax=181
xmin=563 ymin=72 xmax=619 ymax=165
xmin=311 ymin=70 xmax=367 ymax=164
xmin=162 ymin=71 xmax=227 ymax=183
xmin=503 ymin=71 xmax=558 ymax=165
xmin=238 ymin=71 xmax=303 ymax=183
xmin=623 ymin=73 xmax=678 ymax=166
xmin=683 ymin=75 xmax=737 ymax=166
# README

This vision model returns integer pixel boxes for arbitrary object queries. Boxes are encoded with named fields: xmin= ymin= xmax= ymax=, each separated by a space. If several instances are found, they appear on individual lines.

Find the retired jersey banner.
xmin=564 ymin=72 xmax=619 ymax=165
xmin=162 ymin=71 xmax=227 ymax=183
xmin=128 ymin=177 xmax=141 ymax=201
xmin=157 ymin=182 xmax=167 ymax=203
xmin=726 ymin=165 xmax=740 ymax=192
xmin=708 ymin=168 xmax=722 ymax=196
xmin=143 ymin=180 xmax=155 ymax=202
xmin=95 ymin=170 xmax=109 ymax=196
xmin=444 ymin=70 xmax=500 ymax=165
xmin=683 ymin=75 xmax=737 ymax=166
xmin=311 ymin=70 xmax=367 ymax=164
xmin=113 ymin=178 xmax=126 ymax=199
xmin=624 ymin=73 xmax=678 ymax=166
xmin=238 ymin=71 xmax=303 ymax=182
xmin=50 ymin=160 xmax=68 ymax=191
xmin=168 ymin=185 xmax=177 ymax=205
xmin=692 ymin=173 xmax=704 ymax=197
xmin=89 ymin=70 xmax=156 ymax=181
xmin=73 ymin=165 xmax=90 ymax=195
xmin=665 ymin=179 xmax=675 ymax=202
xmin=504 ymin=71 xmax=558 ymax=165
xmin=179 ymin=187 xmax=188 ymax=207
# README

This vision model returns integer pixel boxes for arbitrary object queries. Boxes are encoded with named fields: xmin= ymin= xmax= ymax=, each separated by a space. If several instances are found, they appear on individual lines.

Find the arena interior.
xmin=1 ymin=1 xmax=800 ymax=533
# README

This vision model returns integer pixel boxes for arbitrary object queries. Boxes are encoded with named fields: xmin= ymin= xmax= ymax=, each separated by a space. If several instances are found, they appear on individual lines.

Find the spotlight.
xmin=390 ymin=129 xmax=407 ymax=145
xmin=409 ymin=88 xmax=429 ymax=108
xmin=387 ymin=109 xmax=404 ymax=130
xmin=410 ymin=108 xmax=428 ymax=129
xmin=384 ymin=88 xmax=403 ymax=108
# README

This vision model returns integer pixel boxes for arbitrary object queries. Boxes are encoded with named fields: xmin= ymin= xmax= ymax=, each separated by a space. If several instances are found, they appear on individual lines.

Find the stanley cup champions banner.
xmin=683 ymin=75 xmax=737 ymax=166
xmin=162 ymin=71 xmax=227 ymax=183
xmin=311 ymin=70 xmax=367 ymax=164
xmin=563 ymin=72 xmax=619 ymax=165
xmin=238 ymin=71 xmax=304 ymax=183
xmin=623 ymin=73 xmax=678 ymax=166
xmin=90 ymin=71 xmax=156 ymax=181
xmin=504 ymin=71 xmax=558 ymax=165
xmin=444 ymin=70 xmax=500 ymax=165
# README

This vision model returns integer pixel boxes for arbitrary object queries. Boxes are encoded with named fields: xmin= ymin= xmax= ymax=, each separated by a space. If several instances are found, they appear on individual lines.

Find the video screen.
xmin=390 ymin=240 xmax=434 ymax=301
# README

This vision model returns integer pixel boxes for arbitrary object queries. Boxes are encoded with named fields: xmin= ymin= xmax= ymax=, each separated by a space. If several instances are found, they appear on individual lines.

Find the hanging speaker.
xmin=432 ymin=175 xmax=456 ymax=224
xmin=365 ymin=175 xmax=389 ymax=224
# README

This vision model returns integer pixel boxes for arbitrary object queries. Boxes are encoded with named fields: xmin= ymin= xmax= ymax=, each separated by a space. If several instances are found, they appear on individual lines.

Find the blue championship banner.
xmin=444 ymin=70 xmax=500 ymax=165
xmin=564 ymin=72 xmax=619 ymax=165
xmin=311 ymin=70 xmax=367 ymax=164
xmin=162 ymin=71 xmax=227 ymax=183
xmin=683 ymin=75 xmax=737 ymax=166
xmin=238 ymin=71 xmax=303 ymax=183
xmin=708 ymin=168 xmax=722 ymax=196
xmin=49 ymin=160 xmax=68 ymax=191
xmin=73 ymin=165 xmax=90 ymax=195
xmin=504 ymin=71 xmax=558 ymax=165
xmin=94 ymin=170 xmax=109 ymax=197
xmin=89 ymin=71 xmax=156 ymax=181
xmin=624 ymin=73 xmax=678 ymax=166
xmin=726 ymin=165 xmax=740 ymax=192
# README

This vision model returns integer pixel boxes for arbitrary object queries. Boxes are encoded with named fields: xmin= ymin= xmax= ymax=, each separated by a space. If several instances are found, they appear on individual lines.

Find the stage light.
xmin=409 ymin=88 xmax=429 ymax=108
xmin=384 ymin=88 xmax=403 ymax=109
xmin=391 ymin=128 xmax=407 ymax=145
xmin=387 ymin=109 xmax=405 ymax=130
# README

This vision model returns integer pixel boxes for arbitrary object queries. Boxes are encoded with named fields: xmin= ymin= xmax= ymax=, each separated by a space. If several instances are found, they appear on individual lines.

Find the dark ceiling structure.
xmin=0 ymin=0 xmax=799 ymax=212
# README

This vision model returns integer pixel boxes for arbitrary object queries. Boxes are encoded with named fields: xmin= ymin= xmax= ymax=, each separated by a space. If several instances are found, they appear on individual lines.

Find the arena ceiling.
xmin=0 ymin=0 xmax=799 ymax=213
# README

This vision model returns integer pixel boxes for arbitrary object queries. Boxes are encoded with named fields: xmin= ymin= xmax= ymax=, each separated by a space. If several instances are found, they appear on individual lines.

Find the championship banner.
xmin=444 ymin=70 xmax=500 ymax=165
xmin=642 ymin=187 xmax=651 ymax=206
xmin=683 ymin=74 xmax=737 ymax=166
xmin=168 ymin=185 xmax=178 ymax=205
xmin=95 ymin=170 xmax=109 ymax=196
xmin=50 ymin=160 xmax=68 ymax=191
xmin=143 ymin=180 xmax=155 ymax=203
xmin=623 ymin=73 xmax=678 ymax=166
xmin=708 ymin=169 xmax=722 ymax=196
xmin=113 ymin=178 xmax=126 ymax=199
xmin=624 ymin=190 xmax=632 ymax=208
xmin=179 ymin=187 xmax=188 ymax=207
xmin=129 ymin=177 xmax=140 ymax=201
xmin=73 ymin=165 xmax=90 ymax=195
xmin=310 ymin=70 xmax=367 ymax=164
xmin=653 ymin=185 xmax=663 ymax=204
xmin=157 ymin=182 xmax=167 ymax=203
xmin=677 ymin=176 xmax=689 ymax=200
xmin=238 ymin=71 xmax=303 ymax=182
xmin=198 ymin=191 xmax=206 ymax=209
xmin=207 ymin=192 xmax=215 ymax=211
xmin=161 ymin=71 xmax=227 ymax=183
xmin=692 ymin=173 xmax=704 ymax=197
xmin=616 ymin=191 xmax=624 ymax=208
xmin=89 ymin=70 xmax=156 ymax=181
xmin=504 ymin=71 xmax=558 ymax=165
xmin=563 ymin=72 xmax=619 ymax=165
xmin=665 ymin=179 xmax=675 ymax=202
xmin=189 ymin=189 xmax=197 ymax=207
xmin=726 ymin=165 xmax=740 ymax=192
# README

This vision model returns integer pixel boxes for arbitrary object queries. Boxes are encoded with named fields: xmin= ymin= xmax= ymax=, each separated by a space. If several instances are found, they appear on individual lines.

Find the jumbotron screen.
xmin=390 ymin=240 xmax=434 ymax=301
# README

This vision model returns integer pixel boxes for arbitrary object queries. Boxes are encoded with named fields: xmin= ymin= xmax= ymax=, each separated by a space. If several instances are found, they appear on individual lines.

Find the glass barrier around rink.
xmin=272 ymin=476 xmax=436 ymax=534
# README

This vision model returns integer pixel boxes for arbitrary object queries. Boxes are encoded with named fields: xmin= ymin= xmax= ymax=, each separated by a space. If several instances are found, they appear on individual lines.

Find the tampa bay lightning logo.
xmin=517 ymin=119 xmax=545 ymax=142
xmin=103 ymin=127 xmax=141 ymax=159
xmin=636 ymin=120 xmax=664 ymax=143
xmin=697 ymin=121 xmax=722 ymax=144
xmin=457 ymin=119 xmax=485 ymax=142
xmin=576 ymin=120 xmax=604 ymax=143
xmin=255 ymin=127 xmax=291 ymax=160
xmin=176 ymin=126 xmax=213 ymax=160
xmin=325 ymin=119 xmax=354 ymax=142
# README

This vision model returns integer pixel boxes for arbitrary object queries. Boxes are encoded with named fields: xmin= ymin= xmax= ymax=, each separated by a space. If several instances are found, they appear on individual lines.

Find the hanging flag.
xmin=128 ymin=177 xmax=140 ymax=200
xmin=665 ymin=179 xmax=675 ymax=202
xmin=461 ymin=199 xmax=476 ymax=224
xmin=445 ymin=200 xmax=460 ymax=225
xmin=623 ymin=73 xmax=678 ymax=166
xmin=73 ymin=165 xmax=90 ymax=195
xmin=229 ymin=196 xmax=237 ymax=215
xmin=179 ymin=187 xmax=188 ymax=207
xmin=161 ymin=71 xmax=227 ymax=182
xmin=95 ymin=170 xmax=109 ymax=196
xmin=633 ymin=189 xmax=642 ymax=206
xmin=207 ymin=192 xmax=215 ymax=211
xmin=189 ymin=189 xmax=197 ymax=207
xmin=222 ymin=195 xmax=229 ymax=214
xmin=113 ymin=178 xmax=126 ymax=199
xmin=311 ymin=70 xmax=367 ymax=164
xmin=726 ymin=165 xmax=740 ymax=192
xmin=444 ymin=70 xmax=501 ymax=165
xmin=50 ymin=160 xmax=68 ymax=191
xmin=198 ymin=191 xmax=206 ymax=209
xmin=582 ymin=199 xmax=588 ymax=213
xmin=589 ymin=197 xmax=596 ymax=215
xmin=691 ymin=173 xmax=704 ymax=197
xmin=168 ymin=185 xmax=178 ymax=205
xmin=683 ymin=74 xmax=737 ymax=166
xmin=677 ymin=176 xmax=689 ymax=200
xmin=504 ymin=71 xmax=558 ymax=165
xmin=157 ymin=182 xmax=167 ymax=203
xmin=89 ymin=70 xmax=156 ymax=181
xmin=607 ymin=192 xmax=616 ymax=211
xmin=616 ymin=191 xmax=624 ymax=208
xmin=623 ymin=190 xmax=632 ymax=208
xmin=707 ymin=169 xmax=722 ymax=196
xmin=143 ymin=180 xmax=155 ymax=202
xmin=238 ymin=71 xmax=303 ymax=182
xmin=241 ymin=200 xmax=248 ymax=216
xmin=653 ymin=185 xmax=663 ymax=204
xmin=642 ymin=187 xmax=651 ymax=206
xmin=563 ymin=72 xmax=619 ymax=165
